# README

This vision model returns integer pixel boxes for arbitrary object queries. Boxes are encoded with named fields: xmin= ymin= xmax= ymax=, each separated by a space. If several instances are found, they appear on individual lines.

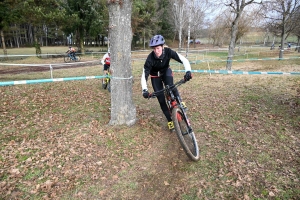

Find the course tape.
xmin=0 ymin=75 xmax=134 ymax=86
xmin=169 ymin=55 xmax=300 ymax=65
xmin=0 ymin=76 xmax=104 ymax=86
xmin=174 ymin=69 xmax=300 ymax=75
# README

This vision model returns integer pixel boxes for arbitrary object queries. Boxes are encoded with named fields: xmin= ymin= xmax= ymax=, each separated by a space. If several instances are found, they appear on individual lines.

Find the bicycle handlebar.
xmin=148 ymin=79 xmax=186 ymax=99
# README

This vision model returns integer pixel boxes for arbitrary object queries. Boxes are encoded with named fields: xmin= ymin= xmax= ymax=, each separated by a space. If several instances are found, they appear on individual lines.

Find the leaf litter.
xmin=0 ymin=63 xmax=300 ymax=199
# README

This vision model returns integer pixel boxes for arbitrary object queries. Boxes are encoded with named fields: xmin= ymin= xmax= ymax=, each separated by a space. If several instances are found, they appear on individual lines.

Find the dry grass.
xmin=0 ymin=49 xmax=300 ymax=199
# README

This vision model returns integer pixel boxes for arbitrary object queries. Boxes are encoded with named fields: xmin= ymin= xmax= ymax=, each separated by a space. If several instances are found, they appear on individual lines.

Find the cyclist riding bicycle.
xmin=66 ymin=46 xmax=76 ymax=60
xmin=141 ymin=34 xmax=192 ymax=131
xmin=101 ymin=51 xmax=111 ymax=85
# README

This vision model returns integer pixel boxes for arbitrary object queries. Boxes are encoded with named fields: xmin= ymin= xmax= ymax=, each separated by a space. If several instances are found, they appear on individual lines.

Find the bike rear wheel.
xmin=172 ymin=107 xmax=200 ymax=161
xmin=75 ymin=55 xmax=81 ymax=62
xmin=102 ymin=76 xmax=109 ymax=90
xmin=102 ymin=81 xmax=107 ymax=89
xmin=107 ymin=79 xmax=111 ymax=92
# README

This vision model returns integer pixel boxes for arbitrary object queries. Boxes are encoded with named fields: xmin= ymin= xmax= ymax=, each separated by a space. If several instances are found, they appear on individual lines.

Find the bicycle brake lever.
xmin=148 ymin=93 xmax=156 ymax=99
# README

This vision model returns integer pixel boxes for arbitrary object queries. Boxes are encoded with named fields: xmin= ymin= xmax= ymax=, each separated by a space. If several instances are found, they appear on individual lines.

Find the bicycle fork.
xmin=168 ymin=96 xmax=193 ymax=134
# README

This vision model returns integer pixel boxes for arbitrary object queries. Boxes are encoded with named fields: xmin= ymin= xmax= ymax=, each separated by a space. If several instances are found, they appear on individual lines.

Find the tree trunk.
xmin=226 ymin=19 xmax=239 ymax=71
xmin=178 ymin=25 xmax=182 ymax=51
xmin=187 ymin=12 xmax=191 ymax=57
xmin=297 ymin=36 xmax=300 ymax=53
xmin=1 ymin=29 xmax=7 ymax=59
xmin=279 ymin=19 xmax=285 ymax=59
xmin=108 ymin=0 xmax=136 ymax=126
xmin=79 ymin=26 xmax=85 ymax=54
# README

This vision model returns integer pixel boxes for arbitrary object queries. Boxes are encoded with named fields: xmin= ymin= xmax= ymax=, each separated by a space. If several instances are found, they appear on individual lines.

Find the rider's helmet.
xmin=149 ymin=35 xmax=165 ymax=47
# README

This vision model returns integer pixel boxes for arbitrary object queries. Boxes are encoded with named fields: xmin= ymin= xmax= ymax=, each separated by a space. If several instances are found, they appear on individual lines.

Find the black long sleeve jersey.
xmin=141 ymin=47 xmax=191 ymax=91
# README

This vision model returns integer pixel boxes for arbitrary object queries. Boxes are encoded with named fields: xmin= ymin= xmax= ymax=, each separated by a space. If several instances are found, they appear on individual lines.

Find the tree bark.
xmin=279 ymin=12 xmax=286 ymax=59
xmin=108 ymin=0 xmax=136 ymax=126
xmin=226 ymin=9 xmax=240 ymax=70
xmin=1 ymin=29 xmax=7 ymax=59
xmin=225 ymin=0 xmax=258 ymax=70
xmin=297 ymin=36 xmax=300 ymax=52
xmin=79 ymin=26 xmax=85 ymax=54
xmin=226 ymin=17 xmax=239 ymax=71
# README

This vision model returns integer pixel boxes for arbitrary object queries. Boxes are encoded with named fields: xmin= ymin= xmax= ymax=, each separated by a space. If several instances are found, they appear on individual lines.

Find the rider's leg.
xmin=163 ymin=68 xmax=186 ymax=108
xmin=71 ymin=52 xmax=75 ymax=60
xmin=163 ymin=68 xmax=180 ymax=97
xmin=103 ymin=64 xmax=109 ymax=84
xmin=151 ymin=76 xmax=174 ymax=130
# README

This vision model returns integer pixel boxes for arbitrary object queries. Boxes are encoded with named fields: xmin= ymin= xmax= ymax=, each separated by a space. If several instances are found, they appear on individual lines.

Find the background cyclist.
xmin=66 ymin=46 xmax=76 ymax=60
xmin=141 ymin=34 xmax=192 ymax=131
xmin=101 ymin=51 xmax=111 ymax=86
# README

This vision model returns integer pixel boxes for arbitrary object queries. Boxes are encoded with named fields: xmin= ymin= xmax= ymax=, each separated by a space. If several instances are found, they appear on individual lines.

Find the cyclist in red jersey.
xmin=101 ymin=51 xmax=111 ymax=85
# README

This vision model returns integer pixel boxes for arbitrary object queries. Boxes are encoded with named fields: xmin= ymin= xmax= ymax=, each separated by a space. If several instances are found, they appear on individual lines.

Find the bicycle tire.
xmin=172 ymin=107 xmax=200 ymax=161
xmin=75 ymin=55 xmax=81 ymax=62
xmin=107 ymin=79 xmax=111 ymax=92
xmin=102 ymin=82 xmax=107 ymax=89
xmin=64 ymin=55 xmax=71 ymax=63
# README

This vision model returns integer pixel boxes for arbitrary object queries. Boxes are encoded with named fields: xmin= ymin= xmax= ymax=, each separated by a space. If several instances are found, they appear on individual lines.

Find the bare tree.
xmin=222 ymin=0 xmax=262 ymax=70
xmin=208 ymin=13 xmax=231 ymax=47
xmin=235 ymin=8 xmax=262 ymax=45
xmin=189 ymin=1 xmax=210 ymax=46
xmin=107 ymin=0 xmax=136 ymax=126
xmin=291 ymin=4 xmax=300 ymax=52
xmin=263 ymin=0 xmax=300 ymax=58
xmin=170 ymin=0 xmax=187 ymax=51
xmin=185 ymin=0 xmax=209 ymax=54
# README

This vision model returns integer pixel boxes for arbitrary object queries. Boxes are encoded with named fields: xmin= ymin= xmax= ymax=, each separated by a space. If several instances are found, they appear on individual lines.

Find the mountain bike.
xmin=102 ymin=68 xmax=111 ymax=92
xmin=64 ymin=53 xmax=81 ymax=63
xmin=149 ymin=79 xmax=200 ymax=161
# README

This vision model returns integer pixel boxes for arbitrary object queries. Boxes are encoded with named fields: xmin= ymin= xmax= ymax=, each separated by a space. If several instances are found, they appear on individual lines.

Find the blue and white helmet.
xmin=149 ymin=35 xmax=165 ymax=47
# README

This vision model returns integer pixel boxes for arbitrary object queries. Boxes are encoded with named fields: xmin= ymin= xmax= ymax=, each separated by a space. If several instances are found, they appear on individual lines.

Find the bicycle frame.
xmin=150 ymin=79 xmax=192 ymax=132
xmin=149 ymin=79 xmax=200 ymax=161
xmin=102 ymin=67 xmax=112 ymax=92
xmin=166 ymin=83 xmax=192 ymax=133
xmin=68 ymin=53 xmax=76 ymax=60
xmin=105 ymin=67 xmax=112 ymax=81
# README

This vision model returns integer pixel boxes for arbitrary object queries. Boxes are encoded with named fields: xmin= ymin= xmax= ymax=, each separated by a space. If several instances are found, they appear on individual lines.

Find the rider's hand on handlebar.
xmin=142 ymin=89 xmax=150 ymax=99
xmin=184 ymin=71 xmax=192 ymax=81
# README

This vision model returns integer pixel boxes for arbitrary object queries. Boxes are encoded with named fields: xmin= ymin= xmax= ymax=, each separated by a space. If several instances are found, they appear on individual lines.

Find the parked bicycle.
xmin=64 ymin=53 xmax=81 ymax=63
xmin=149 ymin=79 xmax=200 ymax=161
xmin=102 ymin=69 xmax=111 ymax=92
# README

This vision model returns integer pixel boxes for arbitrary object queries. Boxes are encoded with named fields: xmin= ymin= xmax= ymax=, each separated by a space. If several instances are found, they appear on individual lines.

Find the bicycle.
xmin=148 ymin=79 xmax=200 ymax=161
xmin=64 ymin=53 xmax=81 ymax=63
xmin=102 ymin=69 xmax=111 ymax=92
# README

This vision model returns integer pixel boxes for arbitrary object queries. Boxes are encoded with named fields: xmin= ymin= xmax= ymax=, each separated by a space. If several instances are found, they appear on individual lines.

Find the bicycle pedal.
xmin=167 ymin=121 xmax=175 ymax=130
xmin=181 ymin=102 xmax=187 ymax=108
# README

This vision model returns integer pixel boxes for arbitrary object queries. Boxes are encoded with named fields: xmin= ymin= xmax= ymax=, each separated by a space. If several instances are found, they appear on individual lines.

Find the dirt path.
xmin=0 ymin=61 xmax=98 ymax=75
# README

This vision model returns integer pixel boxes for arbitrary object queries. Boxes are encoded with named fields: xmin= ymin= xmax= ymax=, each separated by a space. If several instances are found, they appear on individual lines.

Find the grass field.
xmin=0 ymin=47 xmax=300 ymax=199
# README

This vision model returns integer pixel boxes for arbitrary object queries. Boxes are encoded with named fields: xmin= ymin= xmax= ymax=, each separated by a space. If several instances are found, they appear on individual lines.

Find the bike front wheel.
xmin=64 ymin=55 xmax=71 ymax=63
xmin=172 ymin=107 xmax=200 ymax=161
